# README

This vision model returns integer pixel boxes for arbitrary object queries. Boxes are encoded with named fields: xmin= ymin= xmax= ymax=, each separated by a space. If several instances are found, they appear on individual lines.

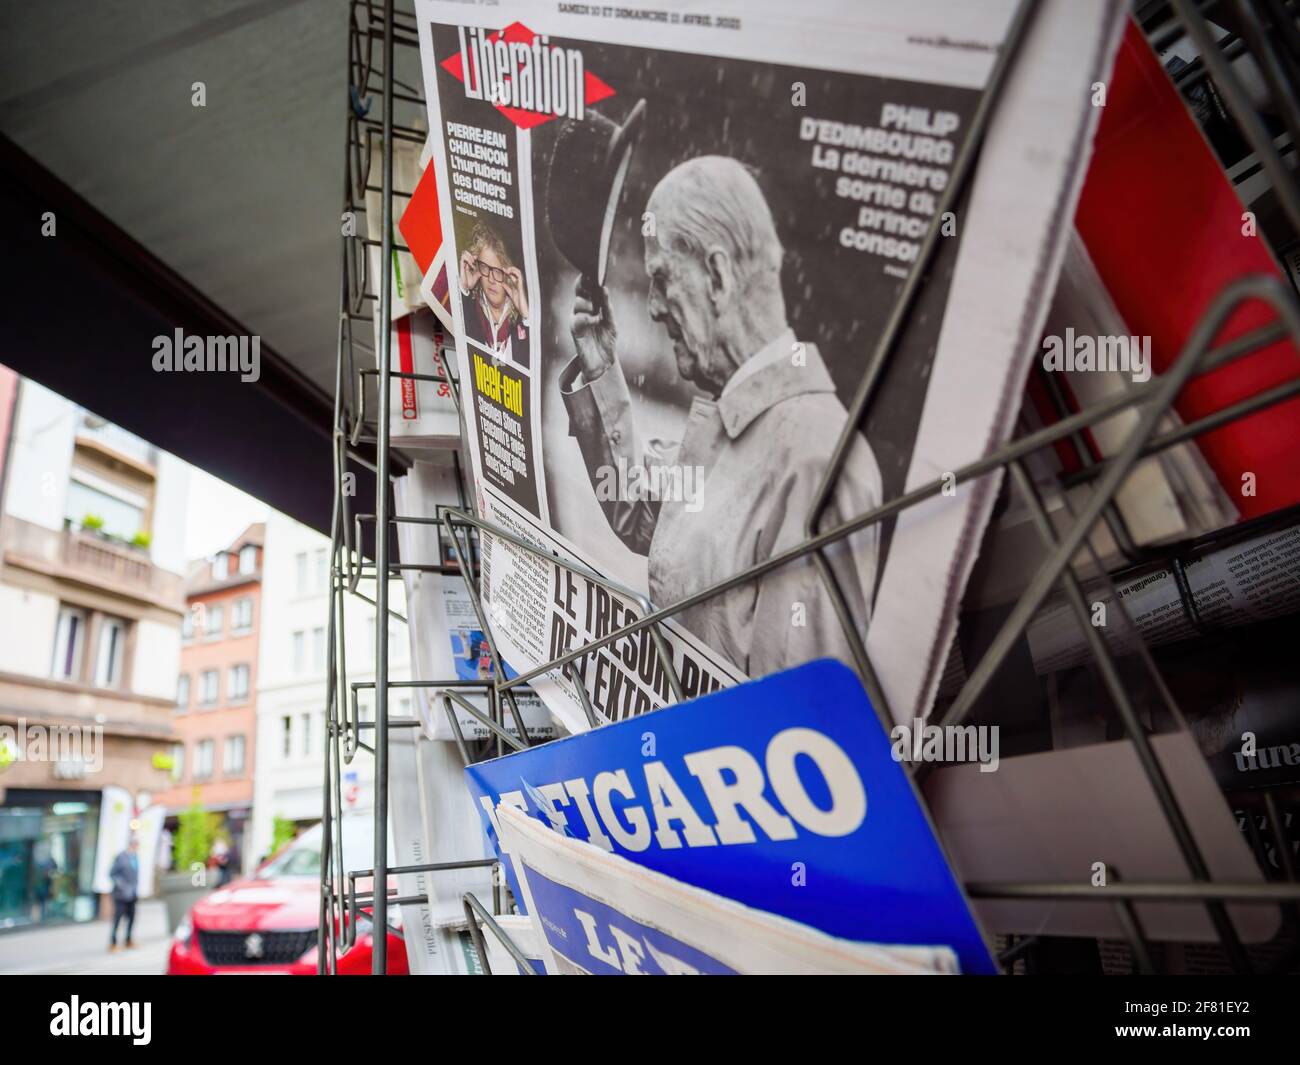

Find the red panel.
xmin=1076 ymin=20 xmax=1300 ymax=519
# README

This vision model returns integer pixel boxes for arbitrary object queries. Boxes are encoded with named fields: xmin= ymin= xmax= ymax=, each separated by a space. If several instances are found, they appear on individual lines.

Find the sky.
xmin=183 ymin=467 xmax=270 ymax=560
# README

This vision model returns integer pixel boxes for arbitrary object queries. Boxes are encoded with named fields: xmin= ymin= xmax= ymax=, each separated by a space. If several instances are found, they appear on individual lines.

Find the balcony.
xmin=1 ymin=516 xmax=184 ymax=610
xmin=75 ymin=417 xmax=157 ymax=471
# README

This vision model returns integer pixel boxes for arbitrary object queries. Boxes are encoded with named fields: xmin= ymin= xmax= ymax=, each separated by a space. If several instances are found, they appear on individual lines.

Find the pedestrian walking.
xmin=108 ymin=837 xmax=140 ymax=952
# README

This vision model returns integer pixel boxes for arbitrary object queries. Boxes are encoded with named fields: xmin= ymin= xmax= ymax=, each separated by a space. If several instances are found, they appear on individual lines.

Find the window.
xmin=171 ymin=743 xmax=185 ymax=783
xmin=314 ymin=549 xmax=327 ymax=592
xmin=312 ymin=627 xmax=325 ymax=671
xmin=238 ymin=544 xmax=257 ymax=575
xmin=223 ymin=735 xmax=246 ymax=776
xmin=281 ymin=716 xmax=293 ymax=759
xmin=292 ymin=630 xmax=305 ymax=672
xmin=295 ymin=552 xmax=308 ymax=595
xmin=176 ymin=673 xmax=191 ymax=711
xmin=203 ymin=604 xmax=223 ymax=640
xmin=51 ymin=606 xmax=87 ymax=681
xmin=211 ymin=552 xmax=229 ymax=581
xmin=181 ymin=609 xmax=194 ymax=643
xmin=228 ymin=664 xmax=250 ymax=703
xmin=93 ymin=616 xmax=127 ymax=688
xmin=194 ymin=739 xmax=214 ymax=781
xmin=300 ymin=713 xmax=312 ymax=757
xmin=64 ymin=468 xmax=146 ymax=541
xmin=199 ymin=669 xmax=219 ymax=706
xmin=231 ymin=597 xmax=253 ymax=633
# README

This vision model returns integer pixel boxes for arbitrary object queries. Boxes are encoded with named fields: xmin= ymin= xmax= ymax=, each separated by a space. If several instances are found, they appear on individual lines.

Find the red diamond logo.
xmin=440 ymin=21 xmax=615 ymax=130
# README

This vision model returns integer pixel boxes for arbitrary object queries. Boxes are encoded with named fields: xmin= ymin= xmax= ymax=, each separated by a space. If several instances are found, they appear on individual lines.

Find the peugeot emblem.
xmin=244 ymin=933 xmax=264 ymax=959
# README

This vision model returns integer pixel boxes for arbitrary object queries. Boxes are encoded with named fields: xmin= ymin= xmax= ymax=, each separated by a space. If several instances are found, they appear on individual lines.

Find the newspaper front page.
xmin=415 ymin=0 xmax=1125 ymax=732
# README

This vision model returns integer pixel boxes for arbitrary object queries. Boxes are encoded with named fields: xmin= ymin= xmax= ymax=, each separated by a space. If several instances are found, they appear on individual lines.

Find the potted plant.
xmin=270 ymin=815 xmax=298 ymax=856
xmin=158 ymin=796 xmax=220 ymax=934
xmin=129 ymin=530 xmax=151 ymax=551
xmin=79 ymin=513 xmax=105 ymax=535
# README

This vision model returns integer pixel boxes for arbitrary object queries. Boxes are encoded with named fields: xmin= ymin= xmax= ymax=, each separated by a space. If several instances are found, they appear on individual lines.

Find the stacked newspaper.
xmin=363 ymin=135 xmax=462 ymax=447
xmin=388 ymin=724 xmax=496 ymax=974
xmin=967 ymin=232 xmax=1241 ymax=609
xmin=1025 ymin=518 xmax=1300 ymax=675
xmin=371 ymin=310 xmax=462 ymax=449
xmin=497 ymin=804 xmax=960 ymax=975
xmin=412 ymin=0 xmax=1129 ymax=733
xmin=393 ymin=456 xmax=559 ymax=742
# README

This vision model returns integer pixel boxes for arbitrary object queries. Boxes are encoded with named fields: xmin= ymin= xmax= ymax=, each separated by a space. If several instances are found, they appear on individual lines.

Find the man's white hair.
xmin=652 ymin=156 xmax=784 ymax=284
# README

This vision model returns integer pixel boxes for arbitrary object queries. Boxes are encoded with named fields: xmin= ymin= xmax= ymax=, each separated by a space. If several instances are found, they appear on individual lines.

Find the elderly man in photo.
xmin=560 ymin=155 xmax=882 ymax=677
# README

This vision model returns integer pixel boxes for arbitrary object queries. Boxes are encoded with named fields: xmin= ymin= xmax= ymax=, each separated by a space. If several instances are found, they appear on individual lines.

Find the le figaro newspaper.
xmin=414 ymin=0 xmax=1126 ymax=734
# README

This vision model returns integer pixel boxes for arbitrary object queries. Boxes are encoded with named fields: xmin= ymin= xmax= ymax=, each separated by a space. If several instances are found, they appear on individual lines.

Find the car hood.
xmin=189 ymin=877 xmax=321 ymax=931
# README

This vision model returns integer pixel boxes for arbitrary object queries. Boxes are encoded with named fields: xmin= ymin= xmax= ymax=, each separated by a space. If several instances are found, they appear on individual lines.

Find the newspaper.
xmin=414 ymin=0 xmax=1126 ymax=732
xmin=373 ymin=310 xmax=461 ymax=448
xmin=404 ymin=134 xmax=458 ymax=336
xmin=366 ymin=135 xmax=426 ymax=319
xmin=466 ymin=658 xmax=998 ymax=973
xmin=1026 ymin=520 xmax=1300 ymax=675
xmin=389 ymin=461 xmax=513 ymax=974
xmin=394 ymin=459 xmax=560 ymax=741
xmin=389 ymin=725 xmax=496 ymax=974
xmin=496 ymin=803 xmax=959 ymax=975
xmin=477 ymin=913 xmax=546 ymax=975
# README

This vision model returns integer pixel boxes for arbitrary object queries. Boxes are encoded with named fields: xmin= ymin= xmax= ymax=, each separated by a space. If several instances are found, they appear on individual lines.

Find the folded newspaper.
xmin=373 ymin=310 xmax=462 ymax=449
xmin=498 ymin=802 xmax=958 ymax=974
xmin=466 ymin=659 xmax=997 ymax=973
xmin=389 ymin=724 xmax=497 ymax=974
xmin=477 ymin=913 xmax=547 ymax=975
xmin=365 ymin=134 xmax=427 ymax=319
xmin=1026 ymin=519 xmax=1300 ymax=675
xmin=413 ymin=0 xmax=1126 ymax=733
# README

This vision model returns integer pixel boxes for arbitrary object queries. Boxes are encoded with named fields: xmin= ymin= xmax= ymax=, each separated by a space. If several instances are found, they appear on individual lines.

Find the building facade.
xmin=0 ymin=376 xmax=189 ymax=929
xmin=249 ymin=509 xmax=409 ymax=865
xmin=156 ymin=524 xmax=264 ymax=878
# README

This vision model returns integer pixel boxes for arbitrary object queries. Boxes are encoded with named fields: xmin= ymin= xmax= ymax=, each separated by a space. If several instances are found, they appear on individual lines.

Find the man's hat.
xmin=545 ymin=98 xmax=646 ymax=285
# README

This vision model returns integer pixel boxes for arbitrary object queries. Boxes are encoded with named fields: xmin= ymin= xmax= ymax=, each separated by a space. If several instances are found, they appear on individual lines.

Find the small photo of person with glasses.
xmin=458 ymin=220 xmax=531 ymax=368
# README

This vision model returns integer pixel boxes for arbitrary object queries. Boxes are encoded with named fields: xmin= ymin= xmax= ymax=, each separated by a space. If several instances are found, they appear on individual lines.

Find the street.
xmin=0 ymin=900 xmax=171 ymax=976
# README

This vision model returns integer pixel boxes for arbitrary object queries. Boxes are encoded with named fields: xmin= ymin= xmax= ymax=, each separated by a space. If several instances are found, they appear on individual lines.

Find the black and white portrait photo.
xmin=557 ymin=155 xmax=883 ymax=677
xmin=527 ymin=51 xmax=978 ymax=681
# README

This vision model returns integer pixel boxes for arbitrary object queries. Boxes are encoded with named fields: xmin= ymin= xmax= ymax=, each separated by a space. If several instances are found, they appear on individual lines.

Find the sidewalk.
xmin=0 ymin=900 xmax=171 ymax=975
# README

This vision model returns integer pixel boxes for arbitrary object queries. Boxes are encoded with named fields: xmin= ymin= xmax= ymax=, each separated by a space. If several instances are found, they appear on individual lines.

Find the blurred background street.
xmin=0 ymin=899 xmax=168 ymax=975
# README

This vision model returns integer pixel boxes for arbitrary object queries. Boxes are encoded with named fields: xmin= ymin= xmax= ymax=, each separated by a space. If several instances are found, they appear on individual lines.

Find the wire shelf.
xmin=319 ymin=0 xmax=1300 ymax=976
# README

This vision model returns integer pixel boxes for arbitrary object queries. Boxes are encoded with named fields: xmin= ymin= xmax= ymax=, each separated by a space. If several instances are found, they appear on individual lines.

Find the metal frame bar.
xmin=462 ymin=893 xmax=539 ymax=975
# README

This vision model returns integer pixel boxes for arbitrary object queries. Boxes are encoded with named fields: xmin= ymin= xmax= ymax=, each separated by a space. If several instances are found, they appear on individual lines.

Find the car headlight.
xmin=173 ymin=914 xmax=192 ymax=948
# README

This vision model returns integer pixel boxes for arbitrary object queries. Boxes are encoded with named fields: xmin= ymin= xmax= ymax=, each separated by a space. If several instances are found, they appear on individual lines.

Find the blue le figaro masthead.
xmin=465 ymin=658 xmax=996 ymax=975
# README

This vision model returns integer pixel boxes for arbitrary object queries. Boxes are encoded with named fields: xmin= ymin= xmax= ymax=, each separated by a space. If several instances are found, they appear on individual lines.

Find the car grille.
xmin=197 ymin=929 xmax=316 ymax=966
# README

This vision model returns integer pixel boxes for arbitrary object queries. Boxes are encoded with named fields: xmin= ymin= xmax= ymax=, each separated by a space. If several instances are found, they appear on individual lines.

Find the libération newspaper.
xmin=414 ymin=0 xmax=1126 ymax=734
xmin=496 ymin=803 xmax=959 ymax=975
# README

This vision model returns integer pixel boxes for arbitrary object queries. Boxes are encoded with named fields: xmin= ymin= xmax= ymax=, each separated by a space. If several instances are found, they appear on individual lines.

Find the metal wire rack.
xmin=319 ymin=0 xmax=1300 ymax=975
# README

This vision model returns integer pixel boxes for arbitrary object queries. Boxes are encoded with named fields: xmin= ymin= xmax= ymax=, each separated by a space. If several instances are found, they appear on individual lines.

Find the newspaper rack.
xmin=319 ymin=0 xmax=1300 ymax=975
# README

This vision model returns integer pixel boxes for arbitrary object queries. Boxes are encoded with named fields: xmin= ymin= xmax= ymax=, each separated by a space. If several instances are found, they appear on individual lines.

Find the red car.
xmin=167 ymin=818 xmax=408 ymax=975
